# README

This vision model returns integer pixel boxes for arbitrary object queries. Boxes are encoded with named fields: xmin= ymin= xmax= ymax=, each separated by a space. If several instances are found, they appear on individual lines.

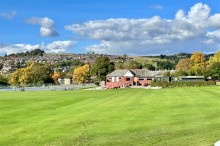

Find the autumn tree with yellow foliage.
xmin=8 ymin=69 xmax=22 ymax=86
xmin=190 ymin=51 xmax=207 ymax=75
xmin=207 ymin=51 xmax=220 ymax=80
xmin=175 ymin=51 xmax=207 ymax=76
xmin=9 ymin=62 xmax=52 ymax=86
xmin=175 ymin=58 xmax=192 ymax=76
xmin=208 ymin=51 xmax=220 ymax=66
xmin=73 ymin=64 xmax=90 ymax=84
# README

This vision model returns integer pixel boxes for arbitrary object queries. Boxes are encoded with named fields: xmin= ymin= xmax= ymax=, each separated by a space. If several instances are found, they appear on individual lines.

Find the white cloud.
xmin=65 ymin=3 xmax=220 ymax=55
xmin=209 ymin=14 xmax=220 ymax=28
xmin=0 ymin=44 xmax=40 ymax=55
xmin=45 ymin=40 xmax=75 ymax=53
xmin=175 ymin=3 xmax=210 ymax=28
xmin=0 ymin=40 xmax=75 ymax=55
xmin=0 ymin=11 xmax=17 ymax=19
xmin=25 ymin=17 xmax=59 ymax=37
xmin=85 ymin=41 xmax=112 ymax=54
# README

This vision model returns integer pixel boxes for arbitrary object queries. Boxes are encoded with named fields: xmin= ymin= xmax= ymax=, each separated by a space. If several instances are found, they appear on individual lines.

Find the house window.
xmin=147 ymin=77 xmax=152 ymax=80
xmin=139 ymin=78 xmax=144 ymax=81
xmin=112 ymin=77 xmax=116 ymax=82
xmin=107 ymin=77 xmax=111 ymax=82
xmin=126 ymin=77 xmax=130 ymax=81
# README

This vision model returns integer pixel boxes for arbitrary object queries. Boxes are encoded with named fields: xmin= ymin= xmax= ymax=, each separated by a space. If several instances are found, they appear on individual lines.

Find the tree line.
xmin=172 ymin=51 xmax=220 ymax=80
xmin=7 ymin=49 xmax=45 ymax=57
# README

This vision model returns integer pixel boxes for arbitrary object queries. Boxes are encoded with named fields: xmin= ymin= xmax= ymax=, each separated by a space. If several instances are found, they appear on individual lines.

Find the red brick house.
xmin=106 ymin=69 xmax=156 ymax=89
xmin=106 ymin=69 xmax=175 ymax=89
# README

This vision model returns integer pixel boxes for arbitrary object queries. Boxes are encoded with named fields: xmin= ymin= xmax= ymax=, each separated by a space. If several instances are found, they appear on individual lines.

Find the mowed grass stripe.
xmin=0 ymin=87 xmax=220 ymax=145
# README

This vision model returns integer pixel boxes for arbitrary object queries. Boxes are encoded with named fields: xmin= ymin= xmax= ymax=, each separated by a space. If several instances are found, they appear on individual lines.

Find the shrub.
xmin=94 ymin=82 xmax=99 ymax=86
xmin=0 ymin=75 xmax=9 ymax=86
xmin=151 ymin=81 xmax=216 ymax=88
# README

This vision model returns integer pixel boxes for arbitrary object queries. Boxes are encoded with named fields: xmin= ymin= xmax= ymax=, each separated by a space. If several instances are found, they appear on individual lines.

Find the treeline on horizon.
xmin=5 ymin=49 xmax=45 ymax=57
xmin=2 ymin=48 xmax=215 ymax=59
xmin=143 ymin=52 xmax=214 ymax=62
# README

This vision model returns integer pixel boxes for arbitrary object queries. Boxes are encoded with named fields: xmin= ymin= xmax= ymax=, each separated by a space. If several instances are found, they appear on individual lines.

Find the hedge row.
xmin=151 ymin=81 xmax=216 ymax=88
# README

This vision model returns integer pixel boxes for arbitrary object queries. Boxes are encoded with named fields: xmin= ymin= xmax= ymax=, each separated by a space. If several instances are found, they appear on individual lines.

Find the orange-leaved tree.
xmin=51 ymin=71 xmax=61 ymax=84
xmin=73 ymin=64 xmax=90 ymax=84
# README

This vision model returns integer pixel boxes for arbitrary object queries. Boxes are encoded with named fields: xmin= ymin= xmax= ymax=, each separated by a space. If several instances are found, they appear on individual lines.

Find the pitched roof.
xmin=107 ymin=69 xmax=176 ymax=77
xmin=130 ymin=69 xmax=154 ymax=77
xmin=154 ymin=70 xmax=175 ymax=77
xmin=107 ymin=69 xmax=131 ymax=77
xmin=107 ymin=69 xmax=153 ymax=77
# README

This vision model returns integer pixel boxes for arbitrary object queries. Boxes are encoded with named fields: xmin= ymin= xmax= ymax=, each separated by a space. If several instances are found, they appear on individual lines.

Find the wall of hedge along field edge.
xmin=151 ymin=81 xmax=216 ymax=88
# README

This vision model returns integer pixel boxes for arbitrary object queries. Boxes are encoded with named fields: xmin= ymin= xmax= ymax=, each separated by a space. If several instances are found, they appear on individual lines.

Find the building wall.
xmin=64 ymin=79 xmax=71 ymax=85
xmin=58 ymin=78 xmax=71 ymax=85
xmin=106 ymin=76 xmax=155 ymax=88
xmin=136 ymin=78 xmax=151 ymax=86
xmin=106 ymin=76 xmax=134 ymax=89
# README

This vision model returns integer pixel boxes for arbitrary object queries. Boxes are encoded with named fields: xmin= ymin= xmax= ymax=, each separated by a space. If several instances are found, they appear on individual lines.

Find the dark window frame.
xmin=126 ymin=77 xmax=130 ymax=81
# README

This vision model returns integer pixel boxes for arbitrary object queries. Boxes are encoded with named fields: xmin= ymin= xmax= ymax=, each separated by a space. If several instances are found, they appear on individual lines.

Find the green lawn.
xmin=1 ymin=87 xmax=220 ymax=146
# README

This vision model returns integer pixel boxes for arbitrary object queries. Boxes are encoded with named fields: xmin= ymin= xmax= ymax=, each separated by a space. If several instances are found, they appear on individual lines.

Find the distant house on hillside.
xmin=0 ymin=63 xmax=17 ymax=74
xmin=106 ymin=69 xmax=175 ymax=89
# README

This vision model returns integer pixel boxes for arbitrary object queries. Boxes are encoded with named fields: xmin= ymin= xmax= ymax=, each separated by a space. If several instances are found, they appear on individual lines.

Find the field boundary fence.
xmin=0 ymin=83 xmax=96 ymax=92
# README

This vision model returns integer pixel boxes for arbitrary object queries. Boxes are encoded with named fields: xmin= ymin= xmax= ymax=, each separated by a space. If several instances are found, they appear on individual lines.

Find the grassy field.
xmin=1 ymin=87 xmax=220 ymax=146
xmin=130 ymin=56 xmax=165 ymax=65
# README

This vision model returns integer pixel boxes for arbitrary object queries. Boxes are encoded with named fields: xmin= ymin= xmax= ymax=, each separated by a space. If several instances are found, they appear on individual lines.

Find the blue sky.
xmin=1 ymin=0 xmax=220 ymax=55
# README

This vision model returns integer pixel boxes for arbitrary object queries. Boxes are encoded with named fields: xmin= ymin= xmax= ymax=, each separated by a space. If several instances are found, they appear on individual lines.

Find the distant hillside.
xmin=130 ymin=53 xmax=215 ymax=70
xmin=135 ymin=53 xmax=214 ymax=62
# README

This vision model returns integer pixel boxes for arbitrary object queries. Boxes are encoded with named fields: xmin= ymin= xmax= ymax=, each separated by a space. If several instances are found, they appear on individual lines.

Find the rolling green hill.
xmin=1 ymin=87 xmax=220 ymax=146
